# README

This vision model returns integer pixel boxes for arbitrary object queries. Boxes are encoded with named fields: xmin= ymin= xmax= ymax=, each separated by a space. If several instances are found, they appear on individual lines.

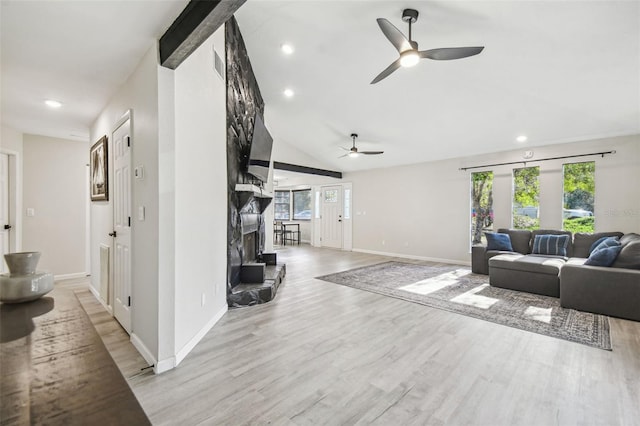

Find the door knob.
xmin=3 ymin=224 xmax=11 ymax=230
xmin=109 ymin=231 xmax=117 ymax=237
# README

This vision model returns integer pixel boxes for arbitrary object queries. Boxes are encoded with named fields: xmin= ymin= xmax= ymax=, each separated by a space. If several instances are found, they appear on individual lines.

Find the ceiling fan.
xmin=371 ymin=8 xmax=484 ymax=84
xmin=340 ymin=133 xmax=384 ymax=158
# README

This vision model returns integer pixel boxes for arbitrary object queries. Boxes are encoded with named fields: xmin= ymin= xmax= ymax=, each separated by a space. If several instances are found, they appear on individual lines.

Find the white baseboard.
xmin=175 ymin=305 xmax=228 ymax=367
xmin=87 ymin=285 xmax=112 ymax=314
xmin=352 ymin=248 xmax=470 ymax=267
xmin=131 ymin=333 xmax=159 ymax=373
xmin=54 ymin=272 xmax=89 ymax=281
xmin=155 ymin=357 xmax=176 ymax=375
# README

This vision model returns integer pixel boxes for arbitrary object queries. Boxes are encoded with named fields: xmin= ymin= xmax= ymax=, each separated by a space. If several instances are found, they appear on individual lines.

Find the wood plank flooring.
xmin=65 ymin=246 xmax=640 ymax=425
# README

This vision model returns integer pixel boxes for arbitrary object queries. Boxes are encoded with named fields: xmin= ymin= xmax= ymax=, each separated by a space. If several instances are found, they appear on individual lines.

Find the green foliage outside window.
xmin=471 ymin=171 xmax=493 ymax=244
xmin=512 ymin=166 xmax=540 ymax=230
xmin=563 ymin=162 xmax=595 ymax=233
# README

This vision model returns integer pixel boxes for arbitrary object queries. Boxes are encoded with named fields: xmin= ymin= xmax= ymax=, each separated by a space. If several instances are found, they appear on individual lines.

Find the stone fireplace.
xmin=240 ymin=213 xmax=260 ymax=263
xmin=225 ymin=17 xmax=285 ymax=307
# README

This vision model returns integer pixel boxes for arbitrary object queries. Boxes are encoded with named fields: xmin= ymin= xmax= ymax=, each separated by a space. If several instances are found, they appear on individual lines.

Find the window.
xmin=274 ymin=190 xmax=290 ymax=220
xmin=563 ymin=161 xmax=595 ymax=233
xmin=324 ymin=189 xmax=338 ymax=203
xmin=344 ymin=189 xmax=351 ymax=219
xmin=512 ymin=166 xmax=540 ymax=230
xmin=471 ymin=171 xmax=494 ymax=244
xmin=293 ymin=189 xmax=311 ymax=220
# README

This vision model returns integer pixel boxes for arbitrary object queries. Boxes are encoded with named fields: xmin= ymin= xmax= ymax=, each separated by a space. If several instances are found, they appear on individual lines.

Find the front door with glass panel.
xmin=321 ymin=185 xmax=343 ymax=248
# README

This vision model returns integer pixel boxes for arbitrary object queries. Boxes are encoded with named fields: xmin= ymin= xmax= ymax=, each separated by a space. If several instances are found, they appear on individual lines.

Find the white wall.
xmin=346 ymin=135 xmax=640 ymax=264
xmin=22 ymin=134 xmax=87 ymax=277
xmin=90 ymin=44 xmax=161 ymax=363
xmin=1 ymin=126 xmax=23 ymax=153
xmin=172 ymin=26 xmax=228 ymax=362
xmin=90 ymin=35 xmax=229 ymax=372
xmin=272 ymin=137 xmax=336 ymax=171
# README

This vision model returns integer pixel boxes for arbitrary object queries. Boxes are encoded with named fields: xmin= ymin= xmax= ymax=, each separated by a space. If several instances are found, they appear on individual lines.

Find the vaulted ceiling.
xmin=2 ymin=1 xmax=638 ymax=173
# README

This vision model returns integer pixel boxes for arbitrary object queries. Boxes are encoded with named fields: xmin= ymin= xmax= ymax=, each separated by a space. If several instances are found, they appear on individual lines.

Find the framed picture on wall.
xmin=90 ymin=135 xmax=108 ymax=201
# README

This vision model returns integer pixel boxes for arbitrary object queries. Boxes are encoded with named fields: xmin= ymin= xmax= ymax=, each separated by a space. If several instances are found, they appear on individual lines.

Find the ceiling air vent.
xmin=213 ymin=45 xmax=225 ymax=81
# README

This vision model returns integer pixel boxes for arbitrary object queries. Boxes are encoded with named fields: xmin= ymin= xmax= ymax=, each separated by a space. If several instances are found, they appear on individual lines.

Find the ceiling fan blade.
xmin=338 ymin=153 xmax=350 ymax=158
xmin=419 ymin=46 xmax=484 ymax=60
xmin=360 ymin=151 xmax=384 ymax=155
xmin=371 ymin=58 xmax=402 ymax=84
xmin=376 ymin=18 xmax=412 ymax=53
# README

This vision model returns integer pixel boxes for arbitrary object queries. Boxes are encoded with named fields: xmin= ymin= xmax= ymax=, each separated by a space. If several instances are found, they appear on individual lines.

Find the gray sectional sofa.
xmin=471 ymin=228 xmax=640 ymax=321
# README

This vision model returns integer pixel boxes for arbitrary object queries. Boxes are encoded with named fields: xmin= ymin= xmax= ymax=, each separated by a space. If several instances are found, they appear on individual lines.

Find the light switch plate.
xmin=134 ymin=166 xmax=144 ymax=179
xmin=138 ymin=206 xmax=145 ymax=221
xmin=26 ymin=208 xmax=35 ymax=217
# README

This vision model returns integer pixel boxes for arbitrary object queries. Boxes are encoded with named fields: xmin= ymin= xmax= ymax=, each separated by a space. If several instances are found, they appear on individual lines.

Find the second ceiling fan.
xmin=340 ymin=133 xmax=383 ymax=158
xmin=371 ymin=8 xmax=484 ymax=84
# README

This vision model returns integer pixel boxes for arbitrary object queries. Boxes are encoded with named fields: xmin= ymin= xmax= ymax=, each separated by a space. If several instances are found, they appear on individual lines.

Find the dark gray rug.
xmin=316 ymin=261 xmax=611 ymax=350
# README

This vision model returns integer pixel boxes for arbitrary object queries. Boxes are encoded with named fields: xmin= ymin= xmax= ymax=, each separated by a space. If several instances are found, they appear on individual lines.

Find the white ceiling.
xmin=1 ymin=0 xmax=638 ymax=174
xmin=235 ymin=0 xmax=640 ymax=172
xmin=0 ymin=0 xmax=188 ymax=142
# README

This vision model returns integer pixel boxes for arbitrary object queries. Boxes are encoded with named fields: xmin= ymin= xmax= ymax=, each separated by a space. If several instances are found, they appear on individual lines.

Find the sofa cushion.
xmin=585 ymin=243 xmax=623 ymax=267
xmin=531 ymin=229 xmax=573 ymax=257
xmin=532 ymin=234 xmax=571 ymax=257
xmin=489 ymin=254 xmax=565 ymax=275
xmin=573 ymin=232 xmax=624 ymax=258
xmin=591 ymin=236 xmax=620 ymax=252
xmin=619 ymin=233 xmax=640 ymax=246
xmin=485 ymin=232 xmax=513 ymax=251
xmin=612 ymin=240 xmax=640 ymax=270
xmin=497 ymin=228 xmax=532 ymax=254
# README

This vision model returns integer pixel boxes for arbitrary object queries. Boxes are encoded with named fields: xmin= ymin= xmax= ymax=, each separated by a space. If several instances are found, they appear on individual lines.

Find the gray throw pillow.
xmin=612 ymin=241 xmax=640 ymax=270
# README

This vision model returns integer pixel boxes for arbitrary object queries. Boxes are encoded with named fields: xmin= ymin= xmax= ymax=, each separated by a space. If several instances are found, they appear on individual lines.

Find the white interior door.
xmin=0 ymin=153 xmax=9 ymax=273
xmin=112 ymin=118 xmax=132 ymax=333
xmin=321 ymin=185 xmax=343 ymax=249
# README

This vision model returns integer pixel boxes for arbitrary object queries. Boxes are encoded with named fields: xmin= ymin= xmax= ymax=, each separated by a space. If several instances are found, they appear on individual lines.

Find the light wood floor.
xmin=63 ymin=245 xmax=640 ymax=425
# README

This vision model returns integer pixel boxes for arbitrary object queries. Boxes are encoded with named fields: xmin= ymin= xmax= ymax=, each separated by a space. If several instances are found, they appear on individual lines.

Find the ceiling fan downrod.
xmin=402 ymin=8 xmax=419 ymax=43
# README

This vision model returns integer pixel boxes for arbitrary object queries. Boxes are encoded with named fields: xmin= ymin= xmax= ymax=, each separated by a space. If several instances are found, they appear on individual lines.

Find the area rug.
xmin=316 ymin=261 xmax=611 ymax=350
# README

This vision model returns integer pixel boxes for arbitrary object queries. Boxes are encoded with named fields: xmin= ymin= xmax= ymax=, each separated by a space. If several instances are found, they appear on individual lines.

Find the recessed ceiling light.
xmin=283 ymin=88 xmax=294 ymax=98
xmin=281 ymin=44 xmax=294 ymax=55
xmin=516 ymin=135 xmax=528 ymax=143
xmin=45 ymin=99 xmax=62 ymax=108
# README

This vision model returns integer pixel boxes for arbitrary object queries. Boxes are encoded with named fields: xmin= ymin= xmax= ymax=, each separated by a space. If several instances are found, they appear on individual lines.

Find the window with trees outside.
xmin=274 ymin=190 xmax=290 ymax=220
xmin=512 ymin=166 xmax=540 ymax=230
xmin=471 ymin=171 xmax=494 ymax=245
xmin=293 ymin=189 xmax=311 ymax=220
xmin=563 ymin=162 xmax=595 ymax=233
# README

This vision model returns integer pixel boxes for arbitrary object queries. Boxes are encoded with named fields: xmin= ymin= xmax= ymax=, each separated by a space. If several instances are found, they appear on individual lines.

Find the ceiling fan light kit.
xmin=340 ymin=133 xmax=384 ymax=158
xmin=371 ymin=8 xmax=484 ymax=84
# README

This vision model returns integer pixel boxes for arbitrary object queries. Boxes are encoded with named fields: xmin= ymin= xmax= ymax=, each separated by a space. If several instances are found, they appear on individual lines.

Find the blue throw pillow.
xmin=590 ymin=236 xmax=620 ymax=254
xmin=585 ymin=244 xmax=623 ymax=266
xmin=485 ymin=232 xmax=513 ymax=251
xmin=532 ymin=234 xmax=570 ymax=256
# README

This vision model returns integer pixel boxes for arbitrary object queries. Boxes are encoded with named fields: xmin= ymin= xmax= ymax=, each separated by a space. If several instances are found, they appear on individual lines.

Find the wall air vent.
xmin=213 ymin=45 xmax=225 ymax=81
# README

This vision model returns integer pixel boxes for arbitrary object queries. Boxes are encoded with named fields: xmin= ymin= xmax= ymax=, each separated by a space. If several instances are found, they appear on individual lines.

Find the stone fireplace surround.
xmin=226 ymin=18 xmax=285 ymax=307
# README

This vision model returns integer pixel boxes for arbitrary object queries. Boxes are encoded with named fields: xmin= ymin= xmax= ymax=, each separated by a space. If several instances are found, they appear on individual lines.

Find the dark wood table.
xmin=0 ymin=287 xmax=150 ymax=425
xmin=281 ymin=222 xmax=300 ymax=245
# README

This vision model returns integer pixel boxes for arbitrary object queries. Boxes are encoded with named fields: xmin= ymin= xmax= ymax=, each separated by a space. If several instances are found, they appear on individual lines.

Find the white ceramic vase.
xmin=1 ymin=252 xmax=54 ymax=303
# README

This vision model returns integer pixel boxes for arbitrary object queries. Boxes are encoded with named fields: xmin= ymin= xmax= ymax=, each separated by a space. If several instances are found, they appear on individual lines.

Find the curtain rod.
xmin=459 ymin=150 xmax=616 ymax=171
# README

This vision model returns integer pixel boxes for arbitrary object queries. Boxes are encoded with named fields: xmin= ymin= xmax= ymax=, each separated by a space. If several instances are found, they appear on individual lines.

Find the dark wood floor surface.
xmin=0 ymin=287 xmax=150 ymax=425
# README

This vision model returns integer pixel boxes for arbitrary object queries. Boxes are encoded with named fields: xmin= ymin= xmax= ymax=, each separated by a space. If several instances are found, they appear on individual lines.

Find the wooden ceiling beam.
xmin=159 ymin=0 xmax=246 ymax=69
